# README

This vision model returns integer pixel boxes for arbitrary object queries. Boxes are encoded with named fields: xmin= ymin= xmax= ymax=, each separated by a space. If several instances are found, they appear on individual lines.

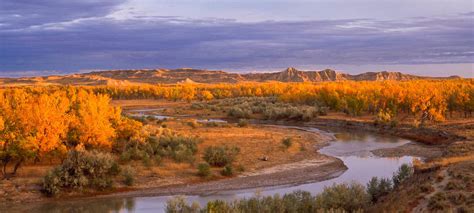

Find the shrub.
xmin=166 ymin=196 xmax=200 ymax=213
xmin=197 ymin=163 xmax=211 ymax=177
xmin=190 ymin=103 xmax=205 ymax=110
xmin=317 ymin=106 xmax=329 ymax=116
xmin=282 ymin=137 xmax=293 ymax=148
xmin=142 ymin=154 xmax=152 ymax=167
xmin=221 ymin=165 xmax=234 ymax=176
xmin=42 ymin=150 xmax=119 ymax=196
xmin=119 ymin=146 xmax=149 ymax=164
xmin=445 ymin=180 xmax=463 ymax=190
xmin=122 ymin=166 xmax=135 ymax=186
xmin=315 ymin=182 xmax=370 ymax=212
xmin=236 ymin=164 xmax=245 ymax=172
xmin=110 ymin=161 xmax=121 ymax=175
xmin=428 ymin=192 xmax=451 ymax=211
xmin=366 ymin=177 xmax=393 ymax=202
xmin=205 ymin=122 xmax=220 ymax=127
xmin=203 ymin=145 xmax=240 ymax=167
xmin=187 ymin=120 xmax=199 ymax=128
xmin=166 ymin=189 xmax=367 ymax=212
xmin=159 ymin=135 xmax=199 ymax=160
xmin=263 ymin=105 xmax=317 ymax=121
xmin=392 ymin=164 xmax=414 ymax=188
xmin=120 ymin=134 xmax=199 ymax=164
xmin=228 ymin=106 xmax=251 ymax=119
xmin=237 ymin=119 xmax=249 ymax=127
xmin=205 ymin=200 xmax=233 ymax=213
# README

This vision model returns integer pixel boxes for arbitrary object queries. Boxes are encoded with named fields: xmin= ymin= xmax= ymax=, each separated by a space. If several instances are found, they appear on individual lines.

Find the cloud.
xmin=0 ymin=0 xmax=126 ymax=30
xmin=0 ymin=10 xmax=473 ymax=74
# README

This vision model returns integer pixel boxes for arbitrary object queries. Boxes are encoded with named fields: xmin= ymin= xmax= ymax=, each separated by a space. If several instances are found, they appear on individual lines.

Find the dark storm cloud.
xmin=0 ymin=11 xmax=473 ymax=74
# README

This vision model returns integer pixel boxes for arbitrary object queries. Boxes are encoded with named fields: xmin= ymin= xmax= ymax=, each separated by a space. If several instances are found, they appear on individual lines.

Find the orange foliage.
xmin=93 ymin=79 xmax=473 ymax=121
xmin=0 ymin=79 xmax=472 ymax=176
xmin=0 ymin=87 xmax=121 ymax=176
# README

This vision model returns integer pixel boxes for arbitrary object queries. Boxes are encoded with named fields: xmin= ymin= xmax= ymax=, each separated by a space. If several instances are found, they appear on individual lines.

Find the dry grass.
xmin=108 ymin=120 xmax=327 ymax=190
xmin=181 ymin=123 xmax=322 ymax=170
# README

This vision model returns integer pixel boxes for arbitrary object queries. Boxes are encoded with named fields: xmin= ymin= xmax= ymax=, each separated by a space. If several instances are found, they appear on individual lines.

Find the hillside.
xmin=0 ymin=67 xmax=462 ymax=86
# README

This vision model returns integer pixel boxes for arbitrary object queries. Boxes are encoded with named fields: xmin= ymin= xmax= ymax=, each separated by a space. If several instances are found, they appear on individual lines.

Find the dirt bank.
xmin=372 ymin=142 xmax=443 ymax=159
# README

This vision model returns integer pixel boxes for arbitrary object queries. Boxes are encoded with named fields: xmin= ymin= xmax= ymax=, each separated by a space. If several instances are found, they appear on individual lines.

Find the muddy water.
xmin=23 ymin=124 xmax=416 ymax=213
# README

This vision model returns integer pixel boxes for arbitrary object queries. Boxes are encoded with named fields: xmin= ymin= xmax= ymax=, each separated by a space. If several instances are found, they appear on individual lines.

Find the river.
xmin=24 ymin=121 xmax=416 ymax=213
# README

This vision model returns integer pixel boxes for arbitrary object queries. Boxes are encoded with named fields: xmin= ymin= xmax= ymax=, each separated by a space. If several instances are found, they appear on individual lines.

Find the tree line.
xmin=1 ymin=80 xmax=472 ymax=176
xmin=92 ymin=79 xmax=474 ymax=122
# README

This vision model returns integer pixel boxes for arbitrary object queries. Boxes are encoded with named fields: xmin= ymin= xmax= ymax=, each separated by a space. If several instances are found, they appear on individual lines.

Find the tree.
xmin=70 ymin=90 xmax=120 ymax=149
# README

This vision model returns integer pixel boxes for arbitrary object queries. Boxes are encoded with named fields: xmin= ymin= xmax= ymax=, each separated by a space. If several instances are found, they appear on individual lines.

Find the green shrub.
xmin=203 ymin=145 xmax=240 ymax=167
xmin=237 ymin=119 xmax=249 ymax=127
xmin=392 ymin=164 xmax=413 ymax=188
xmin=221 ymin=165 xmax=234 ymax=176
xmin=166 ymin=196 xmax=200 ymax=213
xmin=366 ymin=177 xmax=392 ymax=202
xmin=197 ymin=163 xmax=211 ymax=177
xmin=119 ymin=146 xmax=151 ymax=165
xmin=315 ymin=182 xmax=370 ymax=212
xmin=205 ymin=200 xmax=233 ymax=213
xmin=122 ymin=166 xmax=135 ymax=186
xmin=263 ymin=105 xmax=317 ymax=121
xmin=120 ymin=134 xmax=199 ymax=164
xmin=42 ymin=150 xmax=119 ymax=196
xmin=109 ymin=161 xmax=121 ymax=176
xmin=159 ymin=135 xmax=199 ymax=163
xmin=165 ymin=188 xmax=366 ymax=212
xmin=282 ymin=137 xmax=293 ymax=148
xmin=228 ymin=106 xmax=251 ymax=118
xmin=142 ymin=154 xmax=152 ymax=167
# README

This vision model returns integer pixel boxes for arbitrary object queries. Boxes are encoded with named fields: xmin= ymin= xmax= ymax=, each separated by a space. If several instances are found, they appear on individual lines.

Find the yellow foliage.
xmin=0 ymin=87 xmax=122 ymax=166
xmin=0 ymin=79 xmax=472 ymax=170
xmin=0 ymin=116 xmax=4 ymax=131
xmin=92 ymin=79 xmax=473 ymax=121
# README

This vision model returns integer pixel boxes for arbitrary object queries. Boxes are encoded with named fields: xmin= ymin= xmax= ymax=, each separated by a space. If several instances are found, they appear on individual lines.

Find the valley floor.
xmin=1 ymin=99 xmax=472 ymax=212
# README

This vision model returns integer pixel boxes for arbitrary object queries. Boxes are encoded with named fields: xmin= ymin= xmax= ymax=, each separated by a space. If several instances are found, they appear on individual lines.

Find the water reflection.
xmin=27 ymin=197 xmax=135 ymax=213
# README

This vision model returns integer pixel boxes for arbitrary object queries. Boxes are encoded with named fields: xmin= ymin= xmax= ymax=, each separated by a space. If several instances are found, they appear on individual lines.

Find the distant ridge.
xmin=0 ymin=67 xmax=462 ymax=86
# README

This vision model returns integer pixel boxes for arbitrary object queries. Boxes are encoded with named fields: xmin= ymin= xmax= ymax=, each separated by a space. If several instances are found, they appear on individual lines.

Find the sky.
xmin=0 ymin=0 xmax=473 ymax=77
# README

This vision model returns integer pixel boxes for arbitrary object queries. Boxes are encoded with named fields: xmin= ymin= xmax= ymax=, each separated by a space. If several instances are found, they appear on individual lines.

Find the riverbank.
xmin=0 ymin=116 xmax=341 ymax=208
xmin=2 ymin=99 xmax=471 ymax=211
